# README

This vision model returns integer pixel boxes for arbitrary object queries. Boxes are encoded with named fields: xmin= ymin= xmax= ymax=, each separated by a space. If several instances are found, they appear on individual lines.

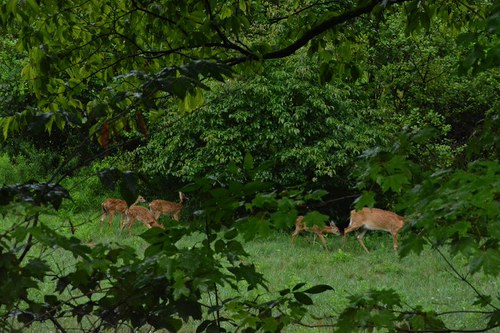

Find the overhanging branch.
xmin=227 ymin=0 xmax=410 ymax=65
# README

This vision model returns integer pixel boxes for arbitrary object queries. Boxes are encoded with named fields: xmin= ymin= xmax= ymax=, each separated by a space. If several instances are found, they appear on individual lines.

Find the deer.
xmin=148 ymin=191 xmax=188 ymax=222
xmin=291 ymin=215 xmax=340 ymax=251
xmin=122 ymin=203 xmax=165 ymax=235
xmin=342 ymin=207 xmax=405 ymax=253
xmin=100 ymin=195 xmax=146 ymax=227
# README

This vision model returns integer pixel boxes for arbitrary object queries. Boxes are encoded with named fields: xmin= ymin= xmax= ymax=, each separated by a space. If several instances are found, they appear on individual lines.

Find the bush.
xmin=0 ymin=151 xmax=45 ymax=185
xmin=0 ymin=141 xmax=63 ymax=183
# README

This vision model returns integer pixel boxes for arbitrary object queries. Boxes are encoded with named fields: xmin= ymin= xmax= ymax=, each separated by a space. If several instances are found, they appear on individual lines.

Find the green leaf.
xmin=243 ymin=151 xmax=254 ymax=171
xmin=372 ymin=310 xmax=395 ymax=329
xmin=214 ymin=239 xmax=225 ymax=253
xmin=17 ymin=312 xmax=34 ymax=325
xmin=252 ymin=193 xmax=277 ymax=209
xmin=302 ymin=211 xmax=329 ymax=228
xmin=292 ymin=282 xmax=307 ymax=291
xmin=486 ymin=309 xmax=500 ymax=329
xmin=293 ymin=292 xmax=313 ymax=305
xmin=380 ymin=174 xmax=410 ymax=193
xmin=469 ymin=250 xmax=500 ymax=276
xmin=24 ymin=259 xmax=50 ymax=280
xmin=353 ymin=191 xmax=375 ymax=210
xmin=319 ymin=62 xmax=333 ymax=84
xmin=224 ymin=228 xmax=238 ymax=240
xmin=304 ymin=189 xmax=328 ymax=201
xmin=227 ymin=263 xmax=266 ymax=290
xmin=304 ymin=284 xmax=334 ymax=294
xmin=472 ymin=294 xmax=493 ymax=307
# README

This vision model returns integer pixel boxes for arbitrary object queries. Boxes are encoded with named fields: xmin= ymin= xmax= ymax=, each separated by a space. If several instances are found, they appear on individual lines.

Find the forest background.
xmin=0 ymin=0 xmax=499 ymax=332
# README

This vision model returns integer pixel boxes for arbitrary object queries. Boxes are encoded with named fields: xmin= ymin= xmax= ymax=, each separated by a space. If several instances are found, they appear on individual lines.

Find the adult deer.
xmin=291 ymin=215 xmax=340 ymax=251
xmin=122 ymin=204 xmax=165 ymax=235
xmin=100 ymin=195 xmax=146 ymax=227
xmin=149 ymin=192 xmax=188 ymax=221
xmin=342 ymin=207 xmax=405 ymax=253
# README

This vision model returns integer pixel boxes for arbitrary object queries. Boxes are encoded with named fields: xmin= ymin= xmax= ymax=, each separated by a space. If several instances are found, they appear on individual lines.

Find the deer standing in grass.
xmin=149 ymin=192 xmax=187 ymax=221
xmin=291 ymin=215 xmax=340 ymax=251
xmin=122 ymin=199 xmax=165 ymax=235
xmin=343 ymin=208 xmax=405 ymax=253
xmin=100 ymin=195 xmax=146 ymax=227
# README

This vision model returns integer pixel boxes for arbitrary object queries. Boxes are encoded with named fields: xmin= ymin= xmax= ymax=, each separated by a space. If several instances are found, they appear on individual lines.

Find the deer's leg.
xmin=343 ymin=225 xmax=358 ymax=251
xmin=100 ymin=210 xmax=107 ymax=226
xmin=139 ymin=219 xmax=152 ymax=229
xmin=291 ymin=224 xmax=306 ymax=244
xmin=121 ymin=214 xmax=131 ymax=234
xmin=127 ymin=219 xmax=134 ymax=235
xmin=291 ymin=229 xmax=300 ymax=243
xmin=107 ymin=211 xmax=115 ymax=227
xmin=315 ymin=232 xmax=329 ymax=252
xmin=119 ymin=214 xmax=125 ymax=230
xmin=173 ymin=212 xmax=180 ymax=221
xmin=356 ymin=229 xmax=370 ymax=253
xmin=152 ymin=221 xmax=165 ymax=229
xmin=391 ymin=231 xmax=399 ymax=252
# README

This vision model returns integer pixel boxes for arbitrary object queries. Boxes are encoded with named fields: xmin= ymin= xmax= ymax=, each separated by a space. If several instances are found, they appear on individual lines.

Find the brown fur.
xmin=291 ymin=215 xmax=340 ymax=251
xmin=123 ymin=205 xmax=164 ymax=235
xmin=100 ymin=195 xmax=145 ymax=227
xmin=343 ymin=208 xmax=405 ymax=253
xmin=149 ymin=192 xmax=187 ymax=221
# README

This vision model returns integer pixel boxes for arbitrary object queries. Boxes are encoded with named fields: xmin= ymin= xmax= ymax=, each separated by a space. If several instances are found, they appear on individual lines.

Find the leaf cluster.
xmin=138 ymin=56 xmax=382 ymax=188
xmin=0 ymin=181 xmax=70 ymax=210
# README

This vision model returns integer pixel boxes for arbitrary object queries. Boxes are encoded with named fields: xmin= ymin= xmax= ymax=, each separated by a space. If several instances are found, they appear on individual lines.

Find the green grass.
xmin=244 ymin=233 xmax=498 ymax=332
xmin=2 ymin=209 xmax=499 ymax=332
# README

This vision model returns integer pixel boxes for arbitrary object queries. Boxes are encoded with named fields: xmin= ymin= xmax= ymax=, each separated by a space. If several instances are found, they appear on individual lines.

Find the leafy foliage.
xmin=0 ymin=34 xmax=27 ymax=121
xmin=352 ymin=119 xmax=499 ymax=330
xmin=0 ymin=182 xmax=70 ymax=209
xmin=137 ymin=56 xmax=382 ymax=187
xmin=0 ymin=0 xmax=494 ymax=141
xmin=0 ymin=0 xmax=499 ymax=332
xmin=0 ymin=160 xmax=337 ymax=332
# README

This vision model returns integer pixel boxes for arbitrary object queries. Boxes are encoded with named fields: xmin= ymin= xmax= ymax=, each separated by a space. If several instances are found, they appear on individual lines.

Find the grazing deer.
xmin=291 ymin=215 xmax=340 ymax=251
xmin=342 ymin=207 xmax=405 ymax=253
xmin=100 ymin=195 xmax=146 ymax=227
xmin=149 ymin=192 xmax=188 ymax=221
xmin=122 ymin=205 xmax=165 ymax=235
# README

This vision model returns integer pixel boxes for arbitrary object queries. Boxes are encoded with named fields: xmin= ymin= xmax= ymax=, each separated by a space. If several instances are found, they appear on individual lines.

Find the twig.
xmin=17 ymin=213 xmax=39 ymax=264
xmin=227 ymin=0 xmax=412 ymax=65
xmin=427 ymin=237 xmax=499 ymax=311
xmin=49 ymin=316 xmax=67 ymax=333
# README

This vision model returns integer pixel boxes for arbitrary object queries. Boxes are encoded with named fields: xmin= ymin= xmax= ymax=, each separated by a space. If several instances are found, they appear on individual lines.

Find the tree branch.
xmin=227 ymin=0 xmax=411 ymax=65
xmin=17 ymin=213 xmax=39 ymax=264
xmin=49 ymin=316 xmax=67 ymax=333
xmin=203 ymin=0 xmax=253 ymax=57
xmin=130 ymin=0 xmax=188 ymax=36
xmin=263 ymin=0 xmax=407 ymax=60
xmin=430 ymin=240 xmax=499 ymax=311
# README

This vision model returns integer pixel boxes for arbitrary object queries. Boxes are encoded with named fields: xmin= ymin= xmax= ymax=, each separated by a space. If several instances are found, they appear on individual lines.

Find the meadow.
xmin=7 ymin=200 xmax=498 ymax=333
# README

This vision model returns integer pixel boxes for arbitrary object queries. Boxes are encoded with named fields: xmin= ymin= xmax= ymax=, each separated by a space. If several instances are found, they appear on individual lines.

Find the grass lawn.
xmin=3 ymin=208 xmax=499 ymax=332
xmin=245 ymin=233 xmax=498 ymax=332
